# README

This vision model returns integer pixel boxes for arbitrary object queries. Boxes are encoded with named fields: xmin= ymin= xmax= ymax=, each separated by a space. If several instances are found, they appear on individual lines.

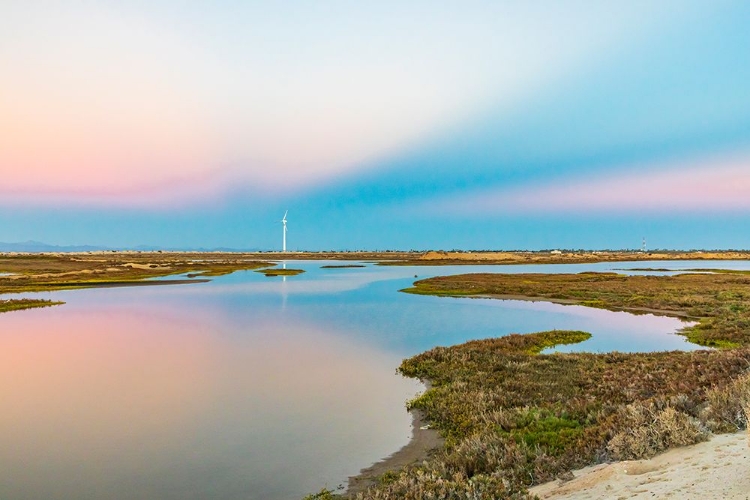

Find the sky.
xmin=1 ymin=1 xmax=749 ymax=251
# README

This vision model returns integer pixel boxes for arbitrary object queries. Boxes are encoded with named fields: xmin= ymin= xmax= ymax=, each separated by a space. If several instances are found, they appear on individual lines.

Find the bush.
xmin=607 ymin=403 xmax=709 ymax=460
xmin=700 ymin=373 xmax=750 ymax=432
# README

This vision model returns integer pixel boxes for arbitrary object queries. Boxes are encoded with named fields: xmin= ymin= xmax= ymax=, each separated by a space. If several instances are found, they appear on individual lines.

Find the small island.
xmin=255 ymin=268 xmax=306 ymax=277
xmin=0 ymin=298 xmax=64 ymax=313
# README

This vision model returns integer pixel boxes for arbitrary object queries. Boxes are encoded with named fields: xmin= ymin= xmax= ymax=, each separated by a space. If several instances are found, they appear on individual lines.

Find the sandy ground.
xmin=530 ymin=431 xmax=750 ymax=499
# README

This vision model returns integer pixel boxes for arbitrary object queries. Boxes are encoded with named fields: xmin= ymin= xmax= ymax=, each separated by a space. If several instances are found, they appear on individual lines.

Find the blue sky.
xmin=1 ymin=1 xmax=750 ymax=250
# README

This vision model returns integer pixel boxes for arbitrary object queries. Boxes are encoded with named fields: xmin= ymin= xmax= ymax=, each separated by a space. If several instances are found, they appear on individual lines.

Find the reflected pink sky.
xmin=0 ymin=303 xmax=420 ymax=499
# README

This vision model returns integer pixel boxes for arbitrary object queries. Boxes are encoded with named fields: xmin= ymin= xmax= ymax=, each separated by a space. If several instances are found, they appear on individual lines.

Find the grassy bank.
xmin=325 ymin=332 xmax=750 ymax=499
xmin=403 ymin=271 xmax=750 ymax=348
xmin=0 ymin=298 xmax=64 ymax=313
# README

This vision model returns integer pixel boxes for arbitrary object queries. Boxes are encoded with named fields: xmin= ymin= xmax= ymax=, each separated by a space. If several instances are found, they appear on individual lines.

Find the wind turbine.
xmin=281 ymin=210 xmax=288 ymax=252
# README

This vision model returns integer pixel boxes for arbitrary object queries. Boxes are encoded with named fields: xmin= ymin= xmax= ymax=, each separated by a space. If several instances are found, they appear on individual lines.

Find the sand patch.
xmin=530 ymin=431 xmax=750 ymax=499
xmin=123 ymin=263 xmax=172 ymax=271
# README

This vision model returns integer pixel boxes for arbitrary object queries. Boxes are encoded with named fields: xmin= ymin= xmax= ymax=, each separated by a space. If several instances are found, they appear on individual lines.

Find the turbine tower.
xmin=281 ymin=210 xmax=288 ymax=252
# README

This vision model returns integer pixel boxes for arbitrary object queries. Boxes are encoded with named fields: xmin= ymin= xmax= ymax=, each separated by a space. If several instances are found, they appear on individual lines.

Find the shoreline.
xmin=346 ymin=409 xmax=443 ymax=496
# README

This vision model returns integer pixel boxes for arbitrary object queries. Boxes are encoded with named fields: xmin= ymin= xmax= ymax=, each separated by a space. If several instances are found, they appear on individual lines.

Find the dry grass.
xmin=606 ymin=404 xmax=709 ymax=460
xmin=701 ymin=372 xmax=750 ymax=432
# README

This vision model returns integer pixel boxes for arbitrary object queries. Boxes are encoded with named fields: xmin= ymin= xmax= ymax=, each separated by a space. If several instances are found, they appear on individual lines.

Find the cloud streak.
xmin=0 ymin=1 xmax=687 ymax=207
xmin=430 ymin=152 xmax=750 ymax=215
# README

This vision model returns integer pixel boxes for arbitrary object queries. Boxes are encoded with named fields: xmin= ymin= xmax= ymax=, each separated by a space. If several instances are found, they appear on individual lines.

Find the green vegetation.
xmin=303 ymin=489 xmax=342 ymax=500
xmin=349 ymin=331 xmax=750 ymax=499
xmin=255 ymin=268 xmax=306 ymax=277
xmin=403 ymin=271 xmax=750 ymax=348
xmin=0 ymin=298 xmax=64 ymax=313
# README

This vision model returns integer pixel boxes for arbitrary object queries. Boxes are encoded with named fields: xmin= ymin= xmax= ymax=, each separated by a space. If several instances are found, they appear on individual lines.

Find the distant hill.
xmin=0 ymin=241 xmax=262 ymax=253
xmin=0 ymin=241 xmax=108 ymax=253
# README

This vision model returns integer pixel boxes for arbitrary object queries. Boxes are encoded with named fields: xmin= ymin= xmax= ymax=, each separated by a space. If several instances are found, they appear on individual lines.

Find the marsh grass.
xmin=335 ymin=268 xmax=750 ymax=498
xmin=341 ymin=332 xmax=750 ymax=499
xmin=403 ymin=272 xmax=750 ymax=347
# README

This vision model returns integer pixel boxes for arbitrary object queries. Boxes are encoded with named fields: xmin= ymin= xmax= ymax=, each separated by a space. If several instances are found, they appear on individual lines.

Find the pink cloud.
xmin=0 ymin=1 xmax=687 ymax=208
xmin=436 ymin=152 xmax=750 ymax=215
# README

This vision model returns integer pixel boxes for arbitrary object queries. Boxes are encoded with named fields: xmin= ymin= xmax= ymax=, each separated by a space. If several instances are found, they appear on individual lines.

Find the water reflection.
xmin=0 ymin=304 xmax=419 ymax=499
xmin=1 ymin=260 xmax=738 ymax=499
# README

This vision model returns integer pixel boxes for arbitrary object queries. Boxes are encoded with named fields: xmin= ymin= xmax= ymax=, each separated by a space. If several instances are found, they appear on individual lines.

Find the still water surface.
xmin=0 ymin=260 xmax=741 ymax=499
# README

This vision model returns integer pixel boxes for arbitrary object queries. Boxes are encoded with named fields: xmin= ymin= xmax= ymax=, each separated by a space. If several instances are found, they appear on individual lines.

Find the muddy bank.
xmin=347 ymin=409 xmax=443 ymax=496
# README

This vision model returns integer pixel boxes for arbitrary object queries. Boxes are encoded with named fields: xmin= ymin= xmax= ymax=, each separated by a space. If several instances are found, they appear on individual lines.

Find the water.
xmin=0 ymin=260 xmax=742 ymax=499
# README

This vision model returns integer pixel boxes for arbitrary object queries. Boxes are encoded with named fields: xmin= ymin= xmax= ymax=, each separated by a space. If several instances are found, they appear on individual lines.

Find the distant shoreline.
xmin=4 ymin=249 xmax=750 ymax=267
